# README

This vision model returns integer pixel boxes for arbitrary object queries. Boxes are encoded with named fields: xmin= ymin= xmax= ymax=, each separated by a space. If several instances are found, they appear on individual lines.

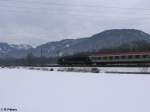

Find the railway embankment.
xmin=1 ymin=66 xmax=150 ymax=74
xmin=57 ymin=67 xmax=150 ymax=74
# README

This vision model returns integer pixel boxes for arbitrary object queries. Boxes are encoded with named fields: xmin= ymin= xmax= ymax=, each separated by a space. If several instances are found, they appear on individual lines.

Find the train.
xmin=58 ymin=51 xmax=150 ymax=66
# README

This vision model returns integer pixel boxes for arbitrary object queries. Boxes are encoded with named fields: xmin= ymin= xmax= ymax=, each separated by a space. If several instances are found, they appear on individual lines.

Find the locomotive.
xmin=58 ymin=55 xmax=92 ymax=66
xmin=58 ymin=51 xmax=150 ymax=66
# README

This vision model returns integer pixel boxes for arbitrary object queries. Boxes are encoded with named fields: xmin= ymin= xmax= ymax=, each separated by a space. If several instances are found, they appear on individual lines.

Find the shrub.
xmin=91 ymin=68 xmax=100 ymax=73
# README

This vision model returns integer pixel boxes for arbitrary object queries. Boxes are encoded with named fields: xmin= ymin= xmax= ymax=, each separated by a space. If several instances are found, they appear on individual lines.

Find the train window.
xmin=103 ymin=57 xmax=108 ymax=60
xmin=101 ymin=57 xmax=104 ymax=59
xmin=135 ymin=55 xmax=140 ymax=58
xmin=128 ymin=55 xmax=133 ymax=59
xmin=143 ymin=55 xmax=148 ymax=58
xmin=121 ymin=56 xmax=126 ymax=59
xmin=115 ymin=56 xmax=119 ymax=59
xmin=98 ymin=57 xmax=102 ymax=60
xmin=94 ymin=57 xmax=97 ymax=60
xmin=101 ymin=57 xmax=103 ymax=59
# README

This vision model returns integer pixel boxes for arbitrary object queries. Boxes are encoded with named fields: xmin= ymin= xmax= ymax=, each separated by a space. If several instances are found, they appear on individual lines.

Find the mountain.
xmin=1 ymin=29 xmax=150 ymax=59
xmin=0 ymin=43 xmax=32 ymax=59
xmin=10 ymin=44 xmax=32 ymax=50
xmin=32 ymin=29 xmax=150 ymax=57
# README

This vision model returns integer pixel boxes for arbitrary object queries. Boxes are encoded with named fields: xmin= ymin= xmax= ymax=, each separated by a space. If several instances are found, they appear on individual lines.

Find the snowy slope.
xmin=10 ymin=44 xmax=32 ymax=50
xmin=0 ymin=68 xmax=150 ymax=112
xmin=0 ymin=43 xmax=32 ymax=58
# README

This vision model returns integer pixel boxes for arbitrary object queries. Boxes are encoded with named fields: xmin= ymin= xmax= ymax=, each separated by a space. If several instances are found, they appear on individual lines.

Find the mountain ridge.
xmin=1 ymin=29 xmax=150 ymax=58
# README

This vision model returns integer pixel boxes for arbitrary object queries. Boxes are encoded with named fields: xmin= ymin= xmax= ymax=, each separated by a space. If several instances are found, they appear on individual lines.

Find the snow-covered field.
xmin=0 ymin=68 xmax=150 ymax=112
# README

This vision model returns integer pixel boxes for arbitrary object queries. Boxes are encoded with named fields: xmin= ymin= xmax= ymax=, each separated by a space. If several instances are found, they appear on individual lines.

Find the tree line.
xmin=0 ymin=53 xmax=58 ymax=66
xmin=1 ymin=40 xmax=150 ymax=66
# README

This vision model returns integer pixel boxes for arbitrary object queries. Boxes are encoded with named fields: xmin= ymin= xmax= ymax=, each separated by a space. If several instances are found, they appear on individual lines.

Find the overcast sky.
xmin=0 ymin=0 xmax=150 ymax=46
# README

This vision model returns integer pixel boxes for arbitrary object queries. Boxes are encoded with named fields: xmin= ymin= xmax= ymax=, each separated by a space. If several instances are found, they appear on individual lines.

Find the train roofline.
xmin=92 ymin=51 xmax=150 ymax=56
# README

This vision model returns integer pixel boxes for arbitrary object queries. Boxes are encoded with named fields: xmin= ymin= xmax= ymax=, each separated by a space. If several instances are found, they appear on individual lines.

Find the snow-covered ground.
xmin=0 ymin=68 xmax=150 ymax=112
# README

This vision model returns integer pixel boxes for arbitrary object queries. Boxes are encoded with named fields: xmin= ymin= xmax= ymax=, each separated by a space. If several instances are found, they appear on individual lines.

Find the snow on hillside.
xmin=0 ymin=68 xmax=150 ymax=112
xmin=10 ymin=44 xmax=32 ymax=50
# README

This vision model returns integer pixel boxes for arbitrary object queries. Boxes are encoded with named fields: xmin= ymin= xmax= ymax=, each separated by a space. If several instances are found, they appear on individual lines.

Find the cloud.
xmin=0 ymin=0 xmax=150 ymax=46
